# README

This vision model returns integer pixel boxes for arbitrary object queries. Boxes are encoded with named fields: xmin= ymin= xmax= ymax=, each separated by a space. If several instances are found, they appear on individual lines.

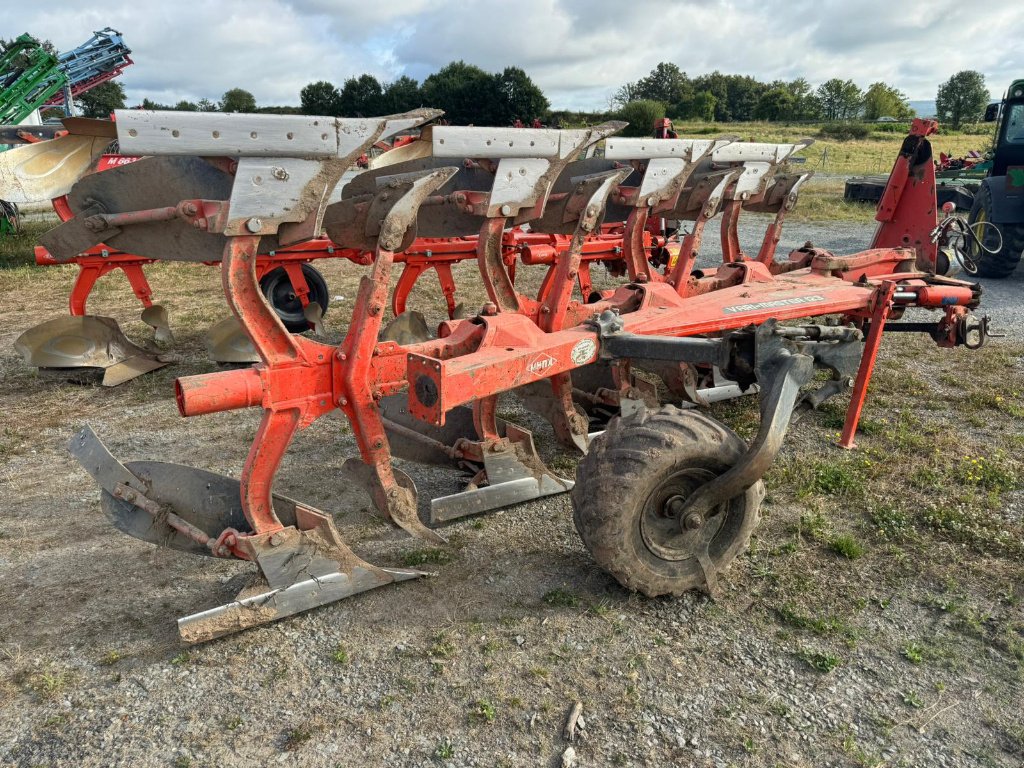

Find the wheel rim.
xmin=262 ymin=269 xmax=305 ymax=325
xmin=640 ymin=467 xmax=728 ymax=562
xmin=972 ymin=207 xmax=988 ymax=256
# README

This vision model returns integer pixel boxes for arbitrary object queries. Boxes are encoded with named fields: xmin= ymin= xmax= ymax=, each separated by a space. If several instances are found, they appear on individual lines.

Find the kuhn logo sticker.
xmin=722 ymin=295 xmax=826 ymax=314
xmin=526 ymin=353 xmax=557 ymax=375
xmin=571 ymin=339 xmax=597 ymax=365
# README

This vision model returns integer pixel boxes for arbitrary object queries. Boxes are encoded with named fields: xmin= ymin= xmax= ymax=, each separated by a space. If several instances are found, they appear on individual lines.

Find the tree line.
xmin=69 ymin=58 xmax=993 ymax=133
xmin=611 ymin=62 xmax=915 ymax=123
xmin=298 ymin=62 xmax=549 ymax=125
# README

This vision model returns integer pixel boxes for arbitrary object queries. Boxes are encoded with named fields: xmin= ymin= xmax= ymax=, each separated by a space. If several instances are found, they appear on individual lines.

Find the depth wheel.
xmin=571 ymin=405 xmax=763 ymax=596
xmin=259 ymin=264 xmax=329 ymax=332
xmin=967 ymin=184 xmax=1024 ymax=278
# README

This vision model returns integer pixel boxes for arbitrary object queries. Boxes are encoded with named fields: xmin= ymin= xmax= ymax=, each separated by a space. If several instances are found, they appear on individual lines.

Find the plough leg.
xmin=122 ymin=263 xmax=172 ymax=343
xmin=839 ymin=282 xmax=896 ymax=449
xmin=340 ymin=243 xmax=445 ymax=544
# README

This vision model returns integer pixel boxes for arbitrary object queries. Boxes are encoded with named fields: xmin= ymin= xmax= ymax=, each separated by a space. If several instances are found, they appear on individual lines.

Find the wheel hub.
xmin=640 ymin=468 xmax=725 ymax=562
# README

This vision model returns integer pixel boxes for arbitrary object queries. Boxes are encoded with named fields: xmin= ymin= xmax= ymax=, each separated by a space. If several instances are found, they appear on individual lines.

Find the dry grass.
xmin=668 ymin=119 xmax=994 ymax=177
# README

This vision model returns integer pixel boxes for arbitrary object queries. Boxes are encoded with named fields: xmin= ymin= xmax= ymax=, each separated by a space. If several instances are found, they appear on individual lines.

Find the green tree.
xmin=141 ymin=98 xmax=170 ymax=110
xmin=616 ymin=100 xmax=666 ymax=137
xmin=196 ymin=98 xmax=218 ymax=112
xmin=688 ymin=91 xmax=717 ymax=121
xmin=689 ymin=72 xmax=767 ymax=121
xmin=691 ymin=72 xmax=730 ymax=120
xmin=382 ymin=76 xmax=422 ymax=113
xmin=786 ymin=78 xmax=821 ymax=120
xmin=77 ymin=81 xmax=126 ymax=118
xmin=816 ymin=78 xmax=863 ymax=120
xmin=611 ymin=81 xmax=641 ymax=109
xmin=173 ymin=100 xmax=198 ymax=111
xmin=495 ymin=66 xmax=549 ymax=123
xmin=220 ymin=88 xmax=257 ymax=113
xmin=863 ymin=82 xmax=913 ymax=120
xmin=754 ymin=87 xmax=794 ymax=121
xmin=635 ymin=62 xmax=693 ymax=106
xmin=339 ymin=74 xmax=383 ymax=116
xmin=421 ymin=61 xmax=497 ymax=124
xmin=300 ymin=80 xmax=342 ymax=115
xmin=936 ymin=70 xmax=989 ymax=129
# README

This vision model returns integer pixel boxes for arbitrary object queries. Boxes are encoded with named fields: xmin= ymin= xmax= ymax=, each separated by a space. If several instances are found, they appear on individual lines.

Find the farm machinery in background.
xmin=0 ymin=28 xmax=132 ymax=125
xmin=9 ymin=109 xmax=990 ymax=642
xmin=0 ymin=28 xmax=132 ymax=236
xmin=848 ymin=79 xmax=1024 ymax=281
xmin=965 ymin=79 xmax=1024 ymax=277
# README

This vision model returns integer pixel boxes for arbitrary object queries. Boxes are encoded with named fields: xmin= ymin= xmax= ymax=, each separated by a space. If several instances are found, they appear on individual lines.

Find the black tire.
xmin=259 ymin=264 xmax=329 ymax=332
xmin=571 ymin=405 xmax=763 ymax=597
xmin=967 ymin=184 xmax=1024 ymax=278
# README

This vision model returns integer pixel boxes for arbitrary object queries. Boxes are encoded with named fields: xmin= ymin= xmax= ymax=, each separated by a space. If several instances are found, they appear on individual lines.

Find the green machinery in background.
xmin=0 ymin=34 xmax=66 ymax=125
xmin=967 ymin=79 xmax=1024 ymax=277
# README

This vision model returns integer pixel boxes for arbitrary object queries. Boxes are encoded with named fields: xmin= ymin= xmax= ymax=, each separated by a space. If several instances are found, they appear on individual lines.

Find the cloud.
xmin=9 ymin=0 xmax=1024 ymax=110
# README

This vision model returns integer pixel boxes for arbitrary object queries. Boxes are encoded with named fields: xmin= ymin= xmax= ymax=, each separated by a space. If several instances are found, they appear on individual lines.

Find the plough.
xmin=35 ymin=111 xmax=988 ymax=642
xmin=17 ymin=137 xmax=656 ymax=379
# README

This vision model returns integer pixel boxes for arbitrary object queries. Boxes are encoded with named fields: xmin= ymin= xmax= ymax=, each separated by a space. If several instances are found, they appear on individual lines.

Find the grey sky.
xmin=12 ymin=0 xmax=1024 ymax=110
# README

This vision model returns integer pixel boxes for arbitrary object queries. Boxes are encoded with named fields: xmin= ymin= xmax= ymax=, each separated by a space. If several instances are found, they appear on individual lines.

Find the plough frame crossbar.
xmin=46 ymin=111 xmax=989 ymax=641
xmin=34 ymin=227 xmax=641 ymax=323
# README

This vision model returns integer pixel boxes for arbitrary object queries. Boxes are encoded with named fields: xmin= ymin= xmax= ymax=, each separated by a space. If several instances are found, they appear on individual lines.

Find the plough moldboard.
xmin=20 ymin=111 xmax=991 ymax=642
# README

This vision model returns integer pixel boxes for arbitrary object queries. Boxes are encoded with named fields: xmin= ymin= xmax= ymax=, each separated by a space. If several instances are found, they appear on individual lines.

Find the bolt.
xmin=482 ymin=302 xmax=497 ymax=316
xmin=337 ymin=351 xmax=347 ymax=361
xmin=369 ymin=304 xmax=381 ymax=315
xmin=182 ymin=202 xmax=198 ymax=216
xmin=683 ymin=512 xmax=704 ymax=530
xmin=269 ymin=532 xmax=285 ymax=546
xmin=246 ymin=217 xmax=262 ymax=233
xmin=541 ymin=306 xmax=550 ymax=314
xmin=338 ymin=397 xmax=348 ymax=406
xmin=500 ymin=205 xmax=512 ymax=216
xmin=373 ymin=439 xmax=384 ymax=450
xmin=647 ymin=196 xmax=657 ymax=206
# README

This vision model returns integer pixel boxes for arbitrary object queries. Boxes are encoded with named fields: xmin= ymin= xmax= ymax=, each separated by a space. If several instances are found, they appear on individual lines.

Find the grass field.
xmin=664 ymin=120 xmax=997 ymax=224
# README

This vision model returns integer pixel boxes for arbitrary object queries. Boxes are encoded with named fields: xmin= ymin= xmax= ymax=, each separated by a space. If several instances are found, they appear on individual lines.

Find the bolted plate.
xmin=97 ymin=460 xmax=300 ymax=556
xmin=58 ymin=155 xmax=269 ymax=262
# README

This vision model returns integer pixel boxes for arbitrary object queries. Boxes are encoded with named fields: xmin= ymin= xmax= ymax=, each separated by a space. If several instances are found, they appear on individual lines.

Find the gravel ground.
xmin=1 ymin=216 xmax=1022 ymax=768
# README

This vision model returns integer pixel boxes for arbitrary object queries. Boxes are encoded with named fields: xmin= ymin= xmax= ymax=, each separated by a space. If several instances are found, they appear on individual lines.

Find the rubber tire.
xmin=967 ymin=184 xmax=1024 ymax=278
xmin=572 ymin=405 xmax=763 ymax=597
xmin=259 ymin=264 xmax=329 ymax=332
